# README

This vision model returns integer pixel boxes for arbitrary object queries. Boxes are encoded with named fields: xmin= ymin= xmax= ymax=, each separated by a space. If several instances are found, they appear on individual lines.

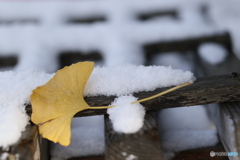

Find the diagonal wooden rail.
xmin=26 ymin=73 xmax=240 ymax=117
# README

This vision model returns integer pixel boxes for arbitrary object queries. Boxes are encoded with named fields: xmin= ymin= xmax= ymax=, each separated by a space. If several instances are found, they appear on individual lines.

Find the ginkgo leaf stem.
xmin=89 ymin=82 xmax=192 ymax=109
xmin=88 ymin=106 xmax=115 ymax=109
xmin=131 ymin=82 xmax=192 ymax=104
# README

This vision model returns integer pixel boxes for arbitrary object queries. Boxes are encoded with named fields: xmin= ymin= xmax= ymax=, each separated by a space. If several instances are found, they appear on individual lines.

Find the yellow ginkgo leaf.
xmin=31 ymin=61 xmax=97 ymax=146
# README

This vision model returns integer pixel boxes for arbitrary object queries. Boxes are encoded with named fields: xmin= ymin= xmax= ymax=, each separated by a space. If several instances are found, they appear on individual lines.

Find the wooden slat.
xmin=138 ymin=10 xmax=178 ymax=21
xmin=59 ymin=51 xmax=103 ymax=69
xmin=67 ymin=144 xmax=229 ymax=160
xmin=173 ymin=143 xmax=229 ymax=160
xmin=197 ymin=40 xmax=240 ymax=160
xmin=104 ymin=111 xmax=161 ymax=160
xmin=197 ymin=51 xmax=240 ymax=76
xmin=0 ymin=124 xmax=47 ymax=160
xmin=24 ymin=73 xmax=240 ymax=117
xmin=144 ymin=32 xmax=232 ymax=58
xmin=68 ymin=156 xmax=104 ymax=160
xmin=0 ymin=56 xmax=18 ymax=67
xmin=212 ymin=102 xmax=240 ymax=160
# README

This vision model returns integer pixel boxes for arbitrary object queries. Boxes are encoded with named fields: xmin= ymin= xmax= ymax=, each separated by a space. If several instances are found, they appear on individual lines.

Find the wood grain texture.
xmin=173 ymin=143 xmax=229 ymax=160
xmin=68 ymin=156 xmax=104 ymax=160
xmin=197 ymin=42 xmax=240 ymax=160
xmin=144 ymin=32 xmax=232 ymax=58
xmin=104 ymin=111 xmax=161 ymax=160
xmin=198 ymin=51 xmax=240 ymax=76
xmin=214 ymin=102 xmax=240 ymax=160
xmin=67 ymin=144 xmax=229 ymax=160
xmin=0 ymin=56 xmax=18 ymax=67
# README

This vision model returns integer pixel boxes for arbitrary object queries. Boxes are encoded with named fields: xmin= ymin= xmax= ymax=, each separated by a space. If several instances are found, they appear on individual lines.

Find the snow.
xmin=125 ymin=154 xmax=138 ymax=160
xmin=0 ymin=64 xmax=194 ymax=149
xmin=198 ymin=43 xmax=228 ymax=65
xmin=159 ymin=106 xmax=218 ymax=152
xmin=161 ymin=130 xmax=218 ymax=152
xmin=213 ymin=104 xmax=237 ymax=160
xmin=86 ymin=64 xmax=195 ymax=96
xmin=150 ymin=52 xmax=194 ymax=71
xmin=207 ymin=0 xmax=240 ymax=58
xmin=51 ymin=116 xmax=105 ymax=160
xmin=0 ymin=70 xmax=53 ymax=148
xmin=159 ymin=106 xmax=214 ymax=131
xmin=122 ymin=152 xmax=138 ymax=160
xmin=51 ymin=64 xmax=194 ymax=159
xmin=0 ymin=0 xmax=237 ymax=158
xmin=0 ymin=153 xmax=9 ymax=160
xmin=151 ymin=51 xmax=218 ymax=154
xmin=0 ymin=0 xmax=224 ymax=70
xmin=107 ymin=95 xmax=145 ymax=134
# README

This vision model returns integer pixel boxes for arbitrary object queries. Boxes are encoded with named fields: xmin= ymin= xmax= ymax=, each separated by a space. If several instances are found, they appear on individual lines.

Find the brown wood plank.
xmin=67 ymin=144 xmax=229 ymax=160
xmin=138 ymin=10 xmax=178 ymax=21
xmin=212 ymin=102 xmax=240 ymax=160
xmin=0 ymin=124 xmax=44 ymax=160
xmin=59 ymin=51 xmax=103 ymax=69
xmin=0 ymin=56 xmax=18 ymax=67
xmin=25 ymin=73 xmax=240 ymax=117
xmin=197 ymin=51 xmax=240 ymax=77
xmin=104 ymin=111 xmax=161 ymax=160
xmin=68 ymin=156 xmax=104 ymax=160
xmin=144 ymin=32 xmax=232 ymax=58
xmin=197 ymin=41 xmax=240 ymax=160
xmin=173 ymin=143 xmax=229 ymax=160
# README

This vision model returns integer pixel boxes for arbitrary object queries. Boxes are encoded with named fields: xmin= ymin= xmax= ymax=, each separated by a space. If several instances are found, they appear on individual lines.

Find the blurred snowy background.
xmin=0 ymin=0 xmax=240 ymax=159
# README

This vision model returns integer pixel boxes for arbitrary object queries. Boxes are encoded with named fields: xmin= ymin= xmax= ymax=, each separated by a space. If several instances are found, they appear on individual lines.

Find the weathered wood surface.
xmin=197 ymin=51 xmax=240 ymax=77
xmin=197 ymin=40 xmax=240 ymax=160
xmin=104 ymin=111 xmax=161 ymax=160
xmin=173 ymin=143 xmax=229 ymax=160
xmin=0 ymin=56 xmax=18 ymax=67
xmin=138 ymin=10 xmax=178 ymax=21
xmin=68 ymin=156 xmax=104 ymax=160
xmin=216 ymin=102 xmax=240 ymax=160
xmin=24 ymin=73 xmax=240 ymax=117
xmin=67 ymin=17 xmax=106 ymax=24
xmin=67 ymin=144 xmax=229 ymax=160
xmin=59 ymin=51 xmax=103 ymax=68
xmin=144 ymin=32 xmax=231 ymax=58
xmin=0 ymin=125 xmax=41 ymax=160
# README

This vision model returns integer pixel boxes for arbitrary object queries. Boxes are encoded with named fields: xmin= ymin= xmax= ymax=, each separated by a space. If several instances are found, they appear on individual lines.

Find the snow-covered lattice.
xmin=0 ymin=0 xmax=224 ymax=72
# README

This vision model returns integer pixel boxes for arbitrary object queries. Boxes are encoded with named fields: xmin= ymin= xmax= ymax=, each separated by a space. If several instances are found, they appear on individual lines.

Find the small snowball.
xmin=107 ymin=95 xmax=145 ymax=134
xmin=198 ymin=43 xmax=228 ymax=65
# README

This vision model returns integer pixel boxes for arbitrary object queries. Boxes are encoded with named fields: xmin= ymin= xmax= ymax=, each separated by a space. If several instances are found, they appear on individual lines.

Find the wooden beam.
xmin=213 ymin=102 xmax=240 ymax=160
xmin=68 ymin=156 xmax=104 ymax=160
xmin=104 ymin=111 xmax=162 ymax=160
xmin=197 ymin=50 xmax=240 ymax=76
xmin=144 ymin=32 xmax=232 ymax=57
xmin=173 ymin=143 xmax=229 ymax=160
xmin=196 ymin=40 xmax=240 ymax=160
xmin=26 ymin=73 xmax=240 ymax=117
